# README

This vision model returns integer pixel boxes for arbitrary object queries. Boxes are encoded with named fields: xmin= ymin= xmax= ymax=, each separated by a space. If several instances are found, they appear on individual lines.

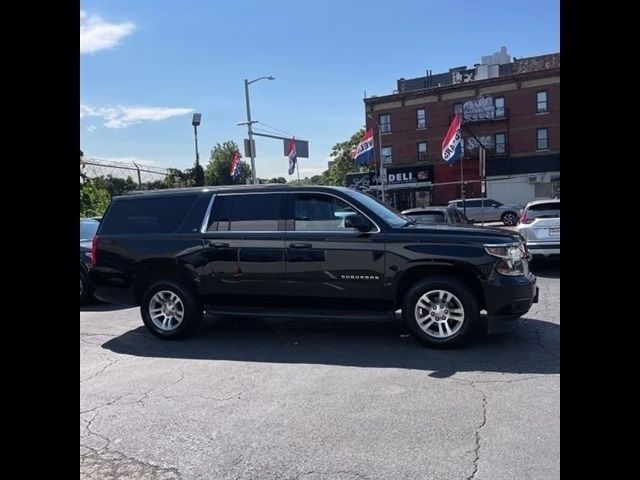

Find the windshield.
xmin=80 ymin=219 xmax=99 ymax=241
xmin=344 ymin=190 xmax=409 ymax=228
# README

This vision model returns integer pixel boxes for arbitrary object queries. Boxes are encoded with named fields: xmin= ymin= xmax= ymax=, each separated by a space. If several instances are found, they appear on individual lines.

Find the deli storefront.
xmin=345 ymin=165 xmax=434 ymax=211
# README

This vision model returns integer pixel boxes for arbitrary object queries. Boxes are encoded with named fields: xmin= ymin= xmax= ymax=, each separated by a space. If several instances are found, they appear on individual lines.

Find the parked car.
xmin=515 ymin=199 xmax=560 ymax=259
xmin=90 ymin=185 xmax=538 ymax=349
xmin=448 ymin=198 xmax=521 ymax=226
xmin=80 ymin=218 xmax=100 ymax=303
xmin=401 ymin=206 xmax=472 ymax=225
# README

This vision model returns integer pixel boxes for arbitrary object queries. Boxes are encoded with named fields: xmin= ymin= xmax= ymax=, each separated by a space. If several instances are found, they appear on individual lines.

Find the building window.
xmin=416 ymin=109 xmax=427 ymax=129
xmin=379 ymin=114 xmax=391 ymax=133
xmin=537 ymin=128 xmax=549 ymax=150
xmin=537 ymin=91 xmax=548 ymax=113
xmin=417 ymin=142 xmax=427 ymax=161
xmin=453 ymin=102 xmax=463 ymax=115
xmin=381 ymin=146 xmax=392 ymax=165
xmin=495 ymin=97 xmax=505 ymax=118
xmin=495 ymin=133 xmax=506 ymax=154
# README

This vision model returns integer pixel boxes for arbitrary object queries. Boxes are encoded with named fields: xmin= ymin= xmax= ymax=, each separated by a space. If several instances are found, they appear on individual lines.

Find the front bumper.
xmin=482 ymin=271 xmax=538 ymax=333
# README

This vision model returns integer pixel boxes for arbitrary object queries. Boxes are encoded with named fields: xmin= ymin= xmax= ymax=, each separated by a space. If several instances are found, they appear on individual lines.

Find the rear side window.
xmin=100 ymin=195 xmax=198 ymax=234
xmin=208 ymin=194 xmax=285 ymax=231
xmin=527 ymin=202 xmax=560 ymax=218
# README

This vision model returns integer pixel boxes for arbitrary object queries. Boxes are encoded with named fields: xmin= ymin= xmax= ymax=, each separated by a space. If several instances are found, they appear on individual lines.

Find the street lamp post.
xmin=192 ymin=113 xmax=203 ymax=186
xmin=244 ymin=76 xmax=274 ymax=184
xmin=367 ymin=114 xmax=385 ymax=203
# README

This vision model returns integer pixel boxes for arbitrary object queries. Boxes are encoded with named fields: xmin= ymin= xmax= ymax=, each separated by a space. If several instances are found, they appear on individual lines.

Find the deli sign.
xmin=385 ymin=165 xmax=433 ymax=185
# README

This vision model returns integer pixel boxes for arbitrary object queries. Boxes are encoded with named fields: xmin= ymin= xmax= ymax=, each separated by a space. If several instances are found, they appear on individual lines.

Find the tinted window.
xmin=293 ymin=194 xmax=358 ymax=231
xmin=100 ymin=195 xmax=198 ymax=234
xmin=527 ymin=202 xmax=560 ymax=218
xmin=208 ymin=194 xmax=284 ymax=231
xmin=461 ymin=200 xmax=481 ymax=208
xmin=80 ymin=219 xmax=99 ymax=240
xmin=343 ymin=189 xmax=406 ymax=228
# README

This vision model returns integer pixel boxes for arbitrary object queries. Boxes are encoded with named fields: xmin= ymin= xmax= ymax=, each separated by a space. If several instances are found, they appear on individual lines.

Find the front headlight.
xmin=485 ymin=243 xmax=527 ymax=276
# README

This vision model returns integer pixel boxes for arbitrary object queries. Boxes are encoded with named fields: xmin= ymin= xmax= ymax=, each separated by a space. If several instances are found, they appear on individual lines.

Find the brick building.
xmin=362 ymin=47 xmax=560 ymax=210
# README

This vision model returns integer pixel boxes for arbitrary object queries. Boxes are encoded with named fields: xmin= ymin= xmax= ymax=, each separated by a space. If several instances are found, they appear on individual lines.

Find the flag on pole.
xmin=353 ymin=129 xmax=375 ymax=166
xmin=442 ymin=112 xmax=463 ymax=164
xmin=229 ymin=151 xmax=241 ymax=180
xmin=287 ymin=138 xmax=297 ymax=175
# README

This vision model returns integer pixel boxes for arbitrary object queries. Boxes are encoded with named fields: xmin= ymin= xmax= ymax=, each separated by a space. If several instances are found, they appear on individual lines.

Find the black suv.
xmin=90 ymin=185 xmax=538 ymax=348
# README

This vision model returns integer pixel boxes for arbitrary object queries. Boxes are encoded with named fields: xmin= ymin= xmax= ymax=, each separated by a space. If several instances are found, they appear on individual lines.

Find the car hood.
xmin=392 ymin=223 xmax=524 ymax=244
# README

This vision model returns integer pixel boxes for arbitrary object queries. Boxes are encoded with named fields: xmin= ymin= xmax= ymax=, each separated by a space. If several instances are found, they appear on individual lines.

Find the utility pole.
xmin=244 ymin=76 xmax=274 ymax=184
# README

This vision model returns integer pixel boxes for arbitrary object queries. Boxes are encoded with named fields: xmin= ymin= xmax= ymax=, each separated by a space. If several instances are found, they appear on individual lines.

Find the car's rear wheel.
xmin=403 ymin=276 xmax=480 ymax=348
xmin=501 ymin=211 xmax=518 ymax=226
xmin=140 ymin=280 xmax=202 ymax=339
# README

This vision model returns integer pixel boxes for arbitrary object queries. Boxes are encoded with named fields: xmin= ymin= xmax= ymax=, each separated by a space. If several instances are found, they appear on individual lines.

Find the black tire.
xmin=402 ymin=276 xmax=480 ymax=349
xmin=501 ymin=211 xmax=518 ymax=226
xmin=80 ymin=270 xmax=91 ymax=304
xmin=140 ymin=280 xmax=203 ymax=339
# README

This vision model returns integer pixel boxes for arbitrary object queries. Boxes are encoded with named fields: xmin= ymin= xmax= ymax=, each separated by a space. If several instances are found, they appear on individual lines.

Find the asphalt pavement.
xmin=81 ymin=262 xmax=559 ymax=480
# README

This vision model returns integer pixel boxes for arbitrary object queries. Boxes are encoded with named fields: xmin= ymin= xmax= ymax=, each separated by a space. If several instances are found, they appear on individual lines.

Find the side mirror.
xmin=345 ymin=214 xmax=373 ymax=232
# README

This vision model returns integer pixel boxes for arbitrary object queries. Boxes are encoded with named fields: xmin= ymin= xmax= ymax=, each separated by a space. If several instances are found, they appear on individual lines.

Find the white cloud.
xmin=86 ymin=125 xmax=97 ymax=133
xmin=80 ymin=10 xmax=135 ymax=54
xmin=81 ymin=103 xmax=193 ymax=128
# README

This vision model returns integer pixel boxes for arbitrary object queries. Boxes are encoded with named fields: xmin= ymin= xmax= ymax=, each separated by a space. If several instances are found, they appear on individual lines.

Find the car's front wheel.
xmin=80 ymin=270 xmax=91 ymax=304
xmin=501 ymin=211 xmax=518 ymax=226
xmin=140 ymin=280 xmax=202 ymax=339
xmin=403 ymin=276 xmax=480 ymax=348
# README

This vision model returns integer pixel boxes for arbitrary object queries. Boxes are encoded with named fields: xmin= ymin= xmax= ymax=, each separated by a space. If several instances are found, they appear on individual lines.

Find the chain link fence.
xmin=81 ymin=157 xmax=169 ymax=187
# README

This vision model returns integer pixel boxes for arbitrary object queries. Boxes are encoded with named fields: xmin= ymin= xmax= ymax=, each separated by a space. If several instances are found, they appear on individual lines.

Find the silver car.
xmin=514 ymin=199 xmax=560 ymax=258
xmin=448 ymin=198 xmax=521 ymax=226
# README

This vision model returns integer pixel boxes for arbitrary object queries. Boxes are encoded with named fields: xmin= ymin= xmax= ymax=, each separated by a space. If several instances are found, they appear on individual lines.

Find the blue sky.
xmin=80 ymin=0 xmax=560 ymax=179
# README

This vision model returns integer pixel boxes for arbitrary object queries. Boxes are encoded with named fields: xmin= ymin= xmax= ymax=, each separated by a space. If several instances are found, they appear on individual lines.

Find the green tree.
xmin=80 ymin=160 xmax=110 ymax=217
xmin=204 ymin=141 xmax=250 ymax=185
xmin=93 ymin=175 xmax=138 ymax=197
xmin=80 ymin=180 xmax=110 ymax=217
xmin=325 ymin=127 xmax=366 ymax=186
xmin=259 ymin=177 xmax=287 ymax=184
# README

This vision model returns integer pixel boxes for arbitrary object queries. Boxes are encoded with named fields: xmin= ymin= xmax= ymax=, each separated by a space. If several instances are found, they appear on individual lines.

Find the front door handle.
xmin=289 ymin=243 xmax=312 ymax=249
xmin=207 ymin=242 xmax=229 ymax=248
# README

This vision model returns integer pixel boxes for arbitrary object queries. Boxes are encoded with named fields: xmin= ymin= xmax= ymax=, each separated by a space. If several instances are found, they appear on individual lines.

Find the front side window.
xmin=379 ymin=114 xmax=391 ymax=133
xmin=537 ymin=91 xmax=548 ymax=113
xmin=417 ymin=142 xmax=427 ymax=161
xmin=381 ymin=146 xmax=393 ymax=165
xmin=537 ymin=128 xmax=549 ymax=150
xmin=495 ymin=97 xmax=505 ymax=118
xmin=416 ymin=108 xmax=427 ymax=129
xmin=495 ymin=132 xmax=506 ymax=154
xmin=292 ymin=194 xmax=358 ymax=231
xmin=208 ymin=194 xmax=284 ymax=231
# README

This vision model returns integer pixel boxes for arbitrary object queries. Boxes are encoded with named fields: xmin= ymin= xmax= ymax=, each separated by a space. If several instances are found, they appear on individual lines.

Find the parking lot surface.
xmin=81 ymin=262 xmax=559 ymax=480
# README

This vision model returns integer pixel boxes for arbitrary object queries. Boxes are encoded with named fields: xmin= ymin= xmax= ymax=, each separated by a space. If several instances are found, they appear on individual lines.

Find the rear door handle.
xmin=207 ymin=242 xmax=229 ymax=248
xmin=289 ymin=243 xmax=312 ymax=249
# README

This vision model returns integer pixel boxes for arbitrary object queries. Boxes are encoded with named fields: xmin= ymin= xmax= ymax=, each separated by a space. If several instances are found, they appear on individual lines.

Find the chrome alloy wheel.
xmin=149 ymin=290 xmax=185 ymax=331
xmin=414 ymin=290 xmax=465 ymax=339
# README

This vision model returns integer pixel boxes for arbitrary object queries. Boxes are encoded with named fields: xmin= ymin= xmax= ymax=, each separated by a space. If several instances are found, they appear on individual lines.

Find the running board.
xmin=204 ymin=306 xmax=398 ymax=321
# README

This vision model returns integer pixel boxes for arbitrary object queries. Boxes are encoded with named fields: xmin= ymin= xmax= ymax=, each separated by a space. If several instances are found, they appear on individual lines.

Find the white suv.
xmin=515 ymin=199 xmax=560 ymax=258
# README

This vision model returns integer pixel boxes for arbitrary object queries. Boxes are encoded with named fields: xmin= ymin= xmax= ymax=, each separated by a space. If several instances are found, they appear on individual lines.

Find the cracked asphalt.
xmin=81 ymin=261 xmax=559 ymax=480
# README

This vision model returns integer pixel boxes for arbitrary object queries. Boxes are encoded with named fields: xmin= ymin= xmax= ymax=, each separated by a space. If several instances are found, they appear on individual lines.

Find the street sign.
xmin=244 ymin=139 xmax=255 ymax=157
xmin=282 ymin=139 xmax=309 ymax=158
